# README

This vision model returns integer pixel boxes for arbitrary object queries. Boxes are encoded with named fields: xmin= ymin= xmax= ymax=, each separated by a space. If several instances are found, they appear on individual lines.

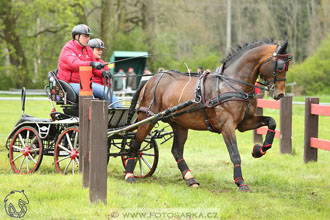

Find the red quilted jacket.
xmin=57 ymin=40 xmax=102 ymax=83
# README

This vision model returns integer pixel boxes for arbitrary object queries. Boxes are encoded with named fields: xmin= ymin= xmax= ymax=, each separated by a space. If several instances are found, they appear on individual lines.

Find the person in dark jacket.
xmin=126 ymin=67 xmax=137 ymax=92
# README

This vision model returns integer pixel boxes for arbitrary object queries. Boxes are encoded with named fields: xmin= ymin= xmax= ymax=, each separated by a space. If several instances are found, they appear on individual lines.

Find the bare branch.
xmin=29 ymin=25 xmax=68 ymax=38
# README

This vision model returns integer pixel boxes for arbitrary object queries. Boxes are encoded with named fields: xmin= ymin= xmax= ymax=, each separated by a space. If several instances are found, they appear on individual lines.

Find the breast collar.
xmin=193 ymin=65 xmax=255 ymax=133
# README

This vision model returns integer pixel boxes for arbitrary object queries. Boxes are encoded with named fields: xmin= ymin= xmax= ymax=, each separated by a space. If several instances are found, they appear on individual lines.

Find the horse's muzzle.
xmin=274 ymin=93 xmax=284 ymax=100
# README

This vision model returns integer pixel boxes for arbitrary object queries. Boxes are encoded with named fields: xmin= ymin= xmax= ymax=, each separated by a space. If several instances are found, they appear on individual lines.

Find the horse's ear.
xmin=278 ymin=40 xmax=288 ymax=54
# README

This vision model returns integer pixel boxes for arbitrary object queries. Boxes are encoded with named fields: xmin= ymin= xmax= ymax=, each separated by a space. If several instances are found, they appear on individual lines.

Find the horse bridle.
xmin=258 ymin=45 xmax=293 ymax=91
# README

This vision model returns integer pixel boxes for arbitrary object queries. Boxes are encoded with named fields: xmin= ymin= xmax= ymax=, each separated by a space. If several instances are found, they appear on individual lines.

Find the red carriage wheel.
xmin=121 ymin=138 xmax=159 ymax=178
xmin=54 ymin=127 xmax=79 ymax=175
xmin=9 ymin=126 xmax=43 ymax=174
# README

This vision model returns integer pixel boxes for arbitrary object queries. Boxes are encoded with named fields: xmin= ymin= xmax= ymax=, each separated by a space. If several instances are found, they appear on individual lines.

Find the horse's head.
xmin=259 ymin=40 xmax=293 ymax=100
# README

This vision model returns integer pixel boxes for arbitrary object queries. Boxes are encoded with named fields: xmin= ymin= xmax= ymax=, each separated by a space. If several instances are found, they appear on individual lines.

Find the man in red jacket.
xmin=57 ymin=24 xmax=122 ymax=107
xmin=88 ymin=38 xmax=121 ymax=107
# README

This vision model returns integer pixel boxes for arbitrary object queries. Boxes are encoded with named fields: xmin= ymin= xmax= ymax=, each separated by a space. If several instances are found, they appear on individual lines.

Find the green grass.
xmin=0 ymin=98 xmax=330 ymax=219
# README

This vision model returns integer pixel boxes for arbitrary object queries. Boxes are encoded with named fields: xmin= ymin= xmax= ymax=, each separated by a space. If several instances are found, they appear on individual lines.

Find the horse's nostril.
xmin=277 ymin=93 xmax=284 ymax=99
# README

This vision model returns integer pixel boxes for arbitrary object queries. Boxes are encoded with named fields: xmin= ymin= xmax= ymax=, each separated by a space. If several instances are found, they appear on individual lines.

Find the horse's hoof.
xmin=252 ymin=144 xmax=266 ymax=158
xmin=126 ymin=177 xmax=136 ymax=183
xmin=186 ymin=178 xmax=200 ymax=187
xmin=239 ymin=184 xmax=251 ymax=192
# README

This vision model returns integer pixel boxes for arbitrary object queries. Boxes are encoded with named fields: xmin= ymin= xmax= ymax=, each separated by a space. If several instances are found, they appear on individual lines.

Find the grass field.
xmin=0 ymin=96 xmax=330 ymax=219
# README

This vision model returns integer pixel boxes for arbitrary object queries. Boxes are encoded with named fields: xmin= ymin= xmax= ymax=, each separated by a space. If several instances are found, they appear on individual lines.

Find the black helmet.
xmin=88 ymin=38 xmax=106 ymax=49
xmin=72 ymin=24 xmax=92 ymax=39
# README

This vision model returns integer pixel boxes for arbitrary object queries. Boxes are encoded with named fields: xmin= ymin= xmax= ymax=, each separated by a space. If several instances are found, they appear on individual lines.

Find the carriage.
xmin=5 ymin=52 xmax=173 ymax=177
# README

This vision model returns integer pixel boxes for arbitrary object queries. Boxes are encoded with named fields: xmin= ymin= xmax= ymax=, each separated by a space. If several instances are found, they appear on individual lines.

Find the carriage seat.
xmin=48 ymin=70 xmax=78 ymax=104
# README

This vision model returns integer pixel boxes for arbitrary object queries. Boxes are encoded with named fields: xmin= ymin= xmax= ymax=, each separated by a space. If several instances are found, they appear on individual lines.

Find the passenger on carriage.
xmin=88 ymin=38 xmax=122 ymax=107
xmin=56 ymin=24 xmax=122 ymax=108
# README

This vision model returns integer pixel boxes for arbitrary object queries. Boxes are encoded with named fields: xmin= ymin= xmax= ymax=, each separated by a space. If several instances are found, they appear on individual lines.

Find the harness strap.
xmin=136 ymin=106 xmax=156 ymax=116
xmin=147 ymin=72 xmax=166 ymax=111
xmin=192 ymin=65 xmax=255 ymax=133
xmin=201 ymin=108 xmax=220 ymax=133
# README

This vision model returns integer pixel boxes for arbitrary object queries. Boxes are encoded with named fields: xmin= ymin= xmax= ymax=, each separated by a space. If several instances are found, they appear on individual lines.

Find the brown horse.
xmin=125 ymin=40 xmax=292 ymax=191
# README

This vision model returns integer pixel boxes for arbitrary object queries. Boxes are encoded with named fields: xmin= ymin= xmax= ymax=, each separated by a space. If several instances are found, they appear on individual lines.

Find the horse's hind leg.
xmin=238 ymin=115 xmax=276 ymax=158
xmin=125 ymin=121 xmax=156 ymax=183
xmin=222 ymin=123 xmax=251 ymax=192
xmin=170 ymin=123 xmax=199 ymax=187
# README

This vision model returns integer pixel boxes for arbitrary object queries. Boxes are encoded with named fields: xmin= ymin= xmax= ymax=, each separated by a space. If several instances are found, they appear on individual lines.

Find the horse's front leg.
xmin=125 ymin=121 xmax=156 ymax=183
xmin=170 ymin=123 xmax=200 ymax=187
xmin=238 ymin=115 xmax=276 ymax=158
xmin=222 ymin=123 xmax=250 ymax=192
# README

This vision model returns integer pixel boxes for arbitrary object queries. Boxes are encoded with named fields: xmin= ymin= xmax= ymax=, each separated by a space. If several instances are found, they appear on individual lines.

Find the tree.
xmin=0 ymin=0 xmax=30 ymax=88
xmin=287 ymin=36 xmax=330 ymax=95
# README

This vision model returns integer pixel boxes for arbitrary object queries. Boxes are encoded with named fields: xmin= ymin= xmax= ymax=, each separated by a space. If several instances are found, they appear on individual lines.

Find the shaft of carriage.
xmin=107 ymin=99 xmax=193 ymax=137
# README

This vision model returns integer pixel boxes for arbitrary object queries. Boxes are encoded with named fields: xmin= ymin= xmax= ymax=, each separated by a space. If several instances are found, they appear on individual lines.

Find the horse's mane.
xmin=222 ymin=40 xmax=277 ymax=67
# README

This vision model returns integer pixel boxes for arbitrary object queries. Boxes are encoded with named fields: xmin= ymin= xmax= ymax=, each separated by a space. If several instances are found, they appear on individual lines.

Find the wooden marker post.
xmin=79 ymin=66 xmax=93 ymax=188
xmin=304 ymin=97 xmax=319 ymax=163
xmin=280 ymin=96 xmax=292 ymax=154
xmin=89 ymin=100 xmax=108 ymax=204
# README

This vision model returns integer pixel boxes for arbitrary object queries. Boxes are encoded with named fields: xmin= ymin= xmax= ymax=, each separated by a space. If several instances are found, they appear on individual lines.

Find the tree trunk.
xmin=141 ymin=0 xmax=156 ymax=69
xmin=101 ymin=0 xmax=112 ymax=60
xmin=117 ymin=0 xmax=126 ymax=33
xmin=73 ymin=0 xmax=87 ymax=24
xmin=0 ymin=0 xmax=31 ymax=88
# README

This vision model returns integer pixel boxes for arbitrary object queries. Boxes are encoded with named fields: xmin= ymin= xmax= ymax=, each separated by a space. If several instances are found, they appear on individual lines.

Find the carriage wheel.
xmin=54 ymin=127 xmax=79 ymax=175
xmin=121 ymin=137 xmax=159 ymax=178
xmin=9 ymin=126 xmax=43 ymax=174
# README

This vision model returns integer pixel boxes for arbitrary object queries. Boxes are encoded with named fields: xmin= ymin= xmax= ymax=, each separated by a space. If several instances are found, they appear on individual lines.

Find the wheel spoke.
xmin=57 ymin=155 xmax=70 ymax=163
xmin=26 ymin=155 xmax=29 ymax=172
xmin=29 ymin=148 xmax=40 ymax=153
xmin=73 ymin=131 xmax=78 ymax=148
xmin=141 ymin=156 xmax=152 ymax=169
xmin=139 ymin=158 xmax=144 ymax=176
xmin=141 ymin=152 xmax=155 ymax=156
xmin=12 ymin=145 xmax=23 ymax=151
xmin=140 ymin=143 xmax=151 ymax=151
xmin=18 ymin=134 xmax=26 ymax=147
xmin=26 ymin=130 xmax=30 ymax=143
xmin=58 ymin=145 xmax=71 ymax=153
xmin=13 ymin=153 xmax=24 ymax=162
xmin=72 ymin=160 xmax=75 ymax=174
xmin=29 ymin=136 xmax=37 ymax=148
xmin=74 ymin=157 xmax=79 ymax=165
xmin=19 ymin=156 xmax=26 ymax=171
xmin=28 ymin=154 xmax=37 ymax=164
xmin=63 ymin=159 xmax=72 ymax=175
xmin=66 ymin=133 xmax=73 ymax=150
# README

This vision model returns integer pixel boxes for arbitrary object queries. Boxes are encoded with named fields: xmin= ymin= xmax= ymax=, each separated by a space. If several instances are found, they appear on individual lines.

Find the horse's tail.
xmin=125 ymin=80 xmax=148 ymax=125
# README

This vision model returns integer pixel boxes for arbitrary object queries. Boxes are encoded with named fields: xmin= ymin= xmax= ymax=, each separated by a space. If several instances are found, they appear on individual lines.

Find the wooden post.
xmin=78 ymin=66 xmax=93 ymax=188
xmin=253 ymin=94 xmax=264 ymax=143
xmin=89 ymin=100 xmax=108 ymax=204
xmin=280 ymin=96 xmax=292 ymax=154
xmin=304 ymin=97 xmax=319 ymax=163
xmin=80 ymin=97 xmax=92 ymax=187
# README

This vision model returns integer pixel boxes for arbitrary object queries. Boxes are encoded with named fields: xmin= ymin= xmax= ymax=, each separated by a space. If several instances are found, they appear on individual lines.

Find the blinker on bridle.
xmin=258 ymin=45 xmax=293 ymax=91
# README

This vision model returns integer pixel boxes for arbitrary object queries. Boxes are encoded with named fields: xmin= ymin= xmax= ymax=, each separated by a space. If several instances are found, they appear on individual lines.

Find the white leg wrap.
xmin=184 ymin=171 xmax=193 ymax=180
xmin=125 ymin=173 xmax=134 ymax=180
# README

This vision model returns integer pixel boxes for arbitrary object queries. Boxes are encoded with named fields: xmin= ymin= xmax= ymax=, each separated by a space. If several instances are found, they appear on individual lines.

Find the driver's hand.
xmin=90 ymin=62 xmax=105 ymax=70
